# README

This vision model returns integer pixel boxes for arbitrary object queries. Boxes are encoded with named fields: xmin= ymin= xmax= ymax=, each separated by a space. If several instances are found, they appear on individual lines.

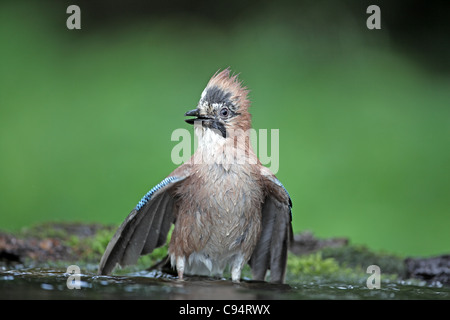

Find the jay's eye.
xmin=219 ymin=107 xmax=229 ymax=118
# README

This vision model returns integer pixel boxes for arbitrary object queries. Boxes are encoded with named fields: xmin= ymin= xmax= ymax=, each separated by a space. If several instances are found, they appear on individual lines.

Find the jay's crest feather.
xmin=199 ymin=68 xmax=252 ymax=132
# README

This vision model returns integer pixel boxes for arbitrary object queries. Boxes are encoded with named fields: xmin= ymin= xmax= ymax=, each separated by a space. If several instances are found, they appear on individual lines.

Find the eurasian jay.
xmin=98 ymin=68 xmax=293 ymax=283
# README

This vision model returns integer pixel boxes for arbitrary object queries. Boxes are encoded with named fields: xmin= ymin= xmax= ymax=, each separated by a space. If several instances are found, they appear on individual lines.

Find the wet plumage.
xmin=98 ymin=68 xmax=293 ymax=283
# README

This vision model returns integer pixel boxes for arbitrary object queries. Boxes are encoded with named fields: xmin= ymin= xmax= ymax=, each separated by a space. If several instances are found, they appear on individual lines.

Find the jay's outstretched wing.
xmin=98 ymin=175 xmax=186 ymax=275
xmin=249 ymin=169 xmax=293 ymax=283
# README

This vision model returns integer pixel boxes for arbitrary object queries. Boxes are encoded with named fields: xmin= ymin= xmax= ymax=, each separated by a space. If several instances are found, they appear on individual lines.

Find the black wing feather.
xmin=269 ymin=200 xmax=292 ymax=283
xmin=141 ymin=192 xmax=173 ymax=255
xmin=121 ymin=191 xmax=167 ymax=265
xmin=98 ymin=176 xmax=185 ymax=275
xmin=249 ymin=196 xmax=277 ymax=280
xmin=249 ymin=176 xmax=293 ymax=283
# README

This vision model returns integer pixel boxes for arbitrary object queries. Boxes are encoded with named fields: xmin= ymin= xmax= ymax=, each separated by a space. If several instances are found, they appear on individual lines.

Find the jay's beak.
xmin=184 ymin=108 xmax=210 ymax=125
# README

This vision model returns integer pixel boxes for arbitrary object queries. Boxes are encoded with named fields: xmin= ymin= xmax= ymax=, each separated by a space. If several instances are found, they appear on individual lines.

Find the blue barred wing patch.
xmin=269 ymin=176 xmax=292 ymax=209
xmin=135 ymin=176 xmax=182 ymax=211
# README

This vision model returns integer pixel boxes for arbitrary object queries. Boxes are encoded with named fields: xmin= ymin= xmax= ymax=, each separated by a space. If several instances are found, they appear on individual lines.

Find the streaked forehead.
xmin=201 ymin=85 xmax=232 ymax=106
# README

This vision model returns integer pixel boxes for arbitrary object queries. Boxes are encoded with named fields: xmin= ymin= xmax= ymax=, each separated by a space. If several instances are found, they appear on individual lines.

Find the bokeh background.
xmin=1 ymin=0 xmax=449 ymax=258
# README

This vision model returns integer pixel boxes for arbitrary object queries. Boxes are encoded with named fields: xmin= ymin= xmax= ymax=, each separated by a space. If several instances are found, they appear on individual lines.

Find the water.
xmin=1 ymin=267 xmax=449 ymax=300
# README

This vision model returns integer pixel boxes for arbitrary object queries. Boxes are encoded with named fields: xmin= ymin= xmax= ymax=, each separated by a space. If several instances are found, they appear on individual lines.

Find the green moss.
xmin=89 ymin=228 xmax=118 ymax=257
xmin=320 ymin=244 xmax=406 ymax=276
xmin=20 ymin=222 xmax=73 ymax=239
xmin=59 ymin=226 xmax=117 ymax=263
xmin=287 ymin=252 xmax=342 ymax=276
xmin=285 ymin=244 xmax=406 ymax=285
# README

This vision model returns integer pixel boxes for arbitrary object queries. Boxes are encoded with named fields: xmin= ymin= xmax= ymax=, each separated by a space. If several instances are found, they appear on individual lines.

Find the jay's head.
xmin=185 ymin=68 xmax=251 ymax=138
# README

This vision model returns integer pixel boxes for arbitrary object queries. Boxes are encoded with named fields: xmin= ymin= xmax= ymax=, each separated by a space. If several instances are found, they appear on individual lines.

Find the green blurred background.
xmin=1 ymin=0 xmax=449 ymax=257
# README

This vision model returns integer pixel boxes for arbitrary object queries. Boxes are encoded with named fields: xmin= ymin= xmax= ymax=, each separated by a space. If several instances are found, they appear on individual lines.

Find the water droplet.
xmin=40 ymin=283 xmax=54 ymax=290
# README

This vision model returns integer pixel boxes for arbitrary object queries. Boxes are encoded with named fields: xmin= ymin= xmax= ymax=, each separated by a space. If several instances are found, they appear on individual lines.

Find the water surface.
xmin=1 ymin=267 xmax=448 ymax=300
